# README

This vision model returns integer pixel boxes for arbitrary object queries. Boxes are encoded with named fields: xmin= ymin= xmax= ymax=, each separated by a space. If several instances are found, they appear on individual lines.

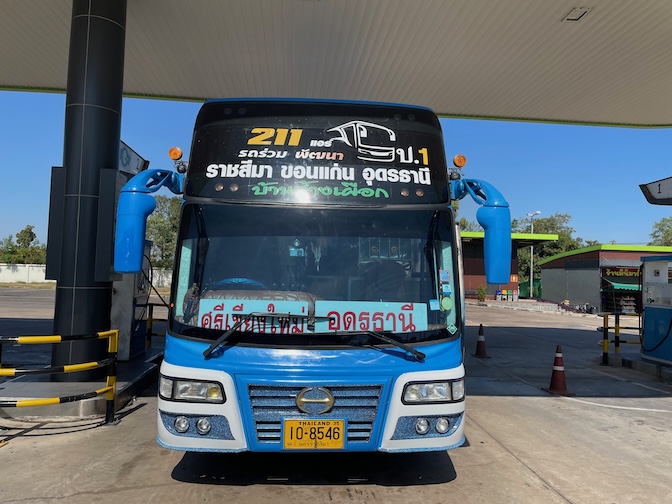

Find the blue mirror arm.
xmin=451 ymin=178 xmax=508 ymax=208
xmin=121 ymin=169 xmax=183 ymax=195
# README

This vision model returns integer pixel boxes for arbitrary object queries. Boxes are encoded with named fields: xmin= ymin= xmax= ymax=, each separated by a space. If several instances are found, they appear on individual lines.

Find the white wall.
xmin=0 ymin=263 xmax=53 ymax=283
xmin=149 ymin=268 xmax=172 ymax=288
xmin=0 ymin=263 xmax=172 ymax=288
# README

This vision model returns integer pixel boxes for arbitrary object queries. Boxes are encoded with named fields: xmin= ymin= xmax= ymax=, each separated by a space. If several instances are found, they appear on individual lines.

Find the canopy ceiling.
xmin=3 ymin=0 xmax=672 ymax=126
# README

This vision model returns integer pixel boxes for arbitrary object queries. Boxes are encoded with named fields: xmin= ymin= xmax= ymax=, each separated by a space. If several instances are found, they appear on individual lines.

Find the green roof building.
xmin=538 ymin=244 xmax=672 ymax=312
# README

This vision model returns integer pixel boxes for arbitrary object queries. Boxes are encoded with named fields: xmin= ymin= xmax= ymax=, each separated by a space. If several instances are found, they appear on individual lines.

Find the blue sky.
xmin=2 ymin=89 xmax=672 ymax=245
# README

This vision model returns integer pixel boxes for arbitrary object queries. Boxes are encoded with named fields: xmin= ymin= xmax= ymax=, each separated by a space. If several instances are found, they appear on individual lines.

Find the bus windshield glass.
xmin=171 ymin=204 xmax=460 ymax=346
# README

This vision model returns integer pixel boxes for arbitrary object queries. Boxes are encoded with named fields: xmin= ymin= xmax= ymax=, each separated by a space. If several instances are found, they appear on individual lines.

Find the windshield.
xmin=170 ymin=204 xmax=460 ymax=346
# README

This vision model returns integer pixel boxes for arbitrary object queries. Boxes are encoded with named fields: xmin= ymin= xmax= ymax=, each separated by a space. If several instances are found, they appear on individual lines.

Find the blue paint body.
xmin=114 ymin=98 xmax=511 ymax=453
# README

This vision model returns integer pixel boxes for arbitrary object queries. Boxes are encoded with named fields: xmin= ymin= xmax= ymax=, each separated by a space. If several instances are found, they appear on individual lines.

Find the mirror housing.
xmin=114 ymin=191 xmax=157 ymax=273
xmin=452 ymin=178 xmax=511 ymax=285
xmin=113 ymin=169 xmax=183 ymax=274
xmin=477 ymin=205 xmax=512 ymax=284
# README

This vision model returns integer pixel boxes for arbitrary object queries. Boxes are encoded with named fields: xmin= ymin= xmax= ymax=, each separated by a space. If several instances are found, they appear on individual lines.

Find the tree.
xmin=0 ymin=235 xmax=17 ymax=263
xmin=649 ymin=217 xmax=672 ymax=246
xmin=513 ymin=213 xmax=585 ymax=284
xmin=0 ymin=225 xmax=47 ymax=264
xmin=453 ymin=200 xmax=481 ymax=231
xmin=16 ymin=225 xmax=36 ymax=248
xmin=457 ymin=218 xmax=480 ymax=231
xmin=145 ymin=195 xmax=182 ymax=269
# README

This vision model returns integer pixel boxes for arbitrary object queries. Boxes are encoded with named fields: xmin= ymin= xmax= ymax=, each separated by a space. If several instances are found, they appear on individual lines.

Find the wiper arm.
xmin=363 ymin=331 xmax=426 ymax=362
xmin=203 ymin=312 xmax=255 ymax=358
xmin=202 ymin=312 xmax=333 ymax=358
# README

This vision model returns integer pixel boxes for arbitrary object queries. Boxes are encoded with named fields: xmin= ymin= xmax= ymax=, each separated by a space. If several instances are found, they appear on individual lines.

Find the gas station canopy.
xmin=3 ymin=0 xmax=672 ymax=127
xmin=461 ymin=232 xmax=559 ymax=250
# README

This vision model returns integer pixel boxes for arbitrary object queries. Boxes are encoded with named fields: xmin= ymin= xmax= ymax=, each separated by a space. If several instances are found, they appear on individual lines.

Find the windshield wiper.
xmin=362 ymin=331 xmax=426 ymax=362
xmin=202 ymin=312 xmax=333 ymax=358
xmin=202 ymin=314 xmax=425 ymax=362
xmin=318 ymin=330 xmax=425 ymax=362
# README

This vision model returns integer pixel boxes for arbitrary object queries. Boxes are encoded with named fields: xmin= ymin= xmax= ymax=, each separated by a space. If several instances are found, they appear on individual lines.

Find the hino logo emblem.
xmin=295 ymin=387 xmax=335 ymax=414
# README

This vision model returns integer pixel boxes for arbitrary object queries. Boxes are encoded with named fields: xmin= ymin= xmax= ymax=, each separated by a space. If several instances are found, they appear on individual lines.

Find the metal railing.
xmin=0 ymin=330 xmax=119 ymax=424
xmin=599 ymin=313 xmax=641 ymax=365
xmin=146 ymin=302 xmax=168 ymax=346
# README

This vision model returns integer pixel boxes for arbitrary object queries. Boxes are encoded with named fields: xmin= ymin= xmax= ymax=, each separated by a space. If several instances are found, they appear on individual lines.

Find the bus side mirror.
xmin=477 ymin=205 xmax=511 ymax=284
xmin=114 ymin=191 xmax=156 ymax=273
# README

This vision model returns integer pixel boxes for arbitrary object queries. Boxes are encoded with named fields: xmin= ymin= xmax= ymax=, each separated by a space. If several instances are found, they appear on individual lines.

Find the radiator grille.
xmin=248 ymin=384 xmax=382 ymax=444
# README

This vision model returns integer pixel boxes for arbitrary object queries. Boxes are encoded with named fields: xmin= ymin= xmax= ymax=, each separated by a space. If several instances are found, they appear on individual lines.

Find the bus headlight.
xmin=159 ymin=375 xmax=225 ymax=403
xmin=402 ymin=379 xmax=464 ymax=403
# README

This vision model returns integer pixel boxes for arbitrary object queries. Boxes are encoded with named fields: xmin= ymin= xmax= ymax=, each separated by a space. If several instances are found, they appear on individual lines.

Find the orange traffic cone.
xmin=542 ymin=345 xmax=575 ymax=396
xmin=472 ymin=324 xmax=490 ymax=358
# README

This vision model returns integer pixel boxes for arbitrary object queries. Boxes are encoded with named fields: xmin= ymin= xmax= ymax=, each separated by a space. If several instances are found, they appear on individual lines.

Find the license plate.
xmin=283 ymin=419 xmax=345 ymax=450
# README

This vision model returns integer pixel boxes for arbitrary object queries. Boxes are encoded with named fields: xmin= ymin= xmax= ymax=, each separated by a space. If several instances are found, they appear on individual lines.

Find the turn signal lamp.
xmin=453 ymin=154 xmax=467 ymax=168
xmin=168 ymin=146 xmax=183 ymax=161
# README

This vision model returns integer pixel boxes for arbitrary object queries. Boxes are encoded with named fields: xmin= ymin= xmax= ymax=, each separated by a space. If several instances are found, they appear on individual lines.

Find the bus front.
xmin=159 ymin=100 xmax=471 ymax=453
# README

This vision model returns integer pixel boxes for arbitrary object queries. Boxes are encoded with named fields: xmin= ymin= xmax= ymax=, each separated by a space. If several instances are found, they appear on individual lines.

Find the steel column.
xmin=50 ymin=0 xmax=127 ymax=380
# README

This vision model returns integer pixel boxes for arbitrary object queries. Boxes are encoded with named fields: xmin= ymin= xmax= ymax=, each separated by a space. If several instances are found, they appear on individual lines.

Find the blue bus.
xmin=115 ymin=98 xmax=511 ymax=453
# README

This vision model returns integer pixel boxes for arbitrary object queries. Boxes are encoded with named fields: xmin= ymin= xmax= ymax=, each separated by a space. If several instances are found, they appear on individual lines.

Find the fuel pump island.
xmin=639 ymin=177 xmax=672 ymax=366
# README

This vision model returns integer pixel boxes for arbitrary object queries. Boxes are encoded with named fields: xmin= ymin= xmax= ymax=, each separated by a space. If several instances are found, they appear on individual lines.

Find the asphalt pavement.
xmin=1 ymin=289 xmax=672 ymax=503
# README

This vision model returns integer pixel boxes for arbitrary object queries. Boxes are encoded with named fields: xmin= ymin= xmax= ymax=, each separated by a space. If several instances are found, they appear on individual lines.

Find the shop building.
xmin=538 ymin=244 xmax=672 ymax=312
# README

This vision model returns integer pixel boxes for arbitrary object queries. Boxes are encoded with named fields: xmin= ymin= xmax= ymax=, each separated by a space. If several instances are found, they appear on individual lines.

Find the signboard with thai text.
xmin=186 ymin=100 xmax=449 ymax=206
xmin=198 ymin=299 xmax=429 ymax=334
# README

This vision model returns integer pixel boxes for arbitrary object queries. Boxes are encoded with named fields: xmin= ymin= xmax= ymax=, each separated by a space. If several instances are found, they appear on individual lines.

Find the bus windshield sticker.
xmin=313 ymin=301 xmax=428 ymax=333
xmin=199 ymin=299 xmax=310 ymax=334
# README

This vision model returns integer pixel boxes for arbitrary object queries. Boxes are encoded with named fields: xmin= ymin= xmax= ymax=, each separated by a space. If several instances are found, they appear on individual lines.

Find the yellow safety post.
xmin=614 ymin=314 xmax=621 ymax=354
xmin=601 ymin=314 xmax=609 ymax=365
xmin=99 ymin=329 xmax=119 ymax=424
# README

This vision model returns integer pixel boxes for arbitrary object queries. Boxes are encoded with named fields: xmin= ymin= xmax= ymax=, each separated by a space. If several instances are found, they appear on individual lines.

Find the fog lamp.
xmin=415 ymin=418 xmax=430 ymax=435
xmin=196 ymin=418 xmax=211 ymax=435
xmin=174 ymin=416 xmax=189 ymax=433
xmin=436 ymin=417 xmax=450 ymax=434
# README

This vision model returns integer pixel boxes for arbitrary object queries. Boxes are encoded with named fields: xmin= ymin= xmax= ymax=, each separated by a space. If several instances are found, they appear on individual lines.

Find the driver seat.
xmin=362 ymin=261 xmax=407 ymax=301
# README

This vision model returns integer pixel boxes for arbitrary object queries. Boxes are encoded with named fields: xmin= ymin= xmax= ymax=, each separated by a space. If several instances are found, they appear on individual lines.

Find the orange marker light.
xmin=168 ymin=146 xmax=183 ymax=161
xmin=453 ymin=154 xmax=467 ymax=168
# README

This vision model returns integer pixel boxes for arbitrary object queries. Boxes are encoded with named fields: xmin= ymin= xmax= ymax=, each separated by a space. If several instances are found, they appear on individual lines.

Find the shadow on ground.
xmin=172 ymin=449 xmax=457 ymax=486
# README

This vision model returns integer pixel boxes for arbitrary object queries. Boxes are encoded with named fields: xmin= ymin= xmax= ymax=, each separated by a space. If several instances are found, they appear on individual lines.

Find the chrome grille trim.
xmin=249 ymin=384 xmax=382 ymax=444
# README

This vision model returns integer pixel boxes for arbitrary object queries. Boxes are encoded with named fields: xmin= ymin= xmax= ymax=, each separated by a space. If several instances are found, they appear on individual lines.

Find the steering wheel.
xmin=209 ymin=277 xmax=267 ymax=290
